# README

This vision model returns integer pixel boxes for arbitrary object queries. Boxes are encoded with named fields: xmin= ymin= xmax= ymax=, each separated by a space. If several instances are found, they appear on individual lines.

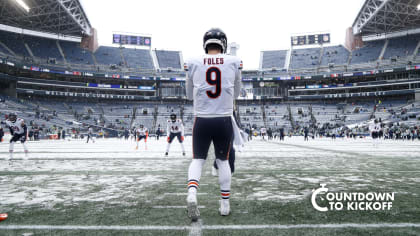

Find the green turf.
xmin=1 ymin=139 xmax=420 ymax=235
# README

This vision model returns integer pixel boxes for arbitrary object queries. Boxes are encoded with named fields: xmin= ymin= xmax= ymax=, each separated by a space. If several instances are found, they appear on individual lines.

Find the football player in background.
xmin=136 ymin=124 xmax=148 ymax=150
xmin=86 ymin=126 xmax=95 ymax=143
xmin=369 ymin=119 xmax=381 ymax=147
xmin=165 ymin=114 xmax=186 ymax=156
xmin=6 ymin=113 xmax=29 ymax=160
xmin=185 ymin=28 xmax=242 ymax=221
xmin=260 ymin=127 xmax=267 ymax=140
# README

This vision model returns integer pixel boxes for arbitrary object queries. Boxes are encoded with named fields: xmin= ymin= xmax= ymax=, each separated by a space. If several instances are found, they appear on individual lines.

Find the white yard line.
xmin=164 ymin=193 xmax=208 ymax=196
xmin=152 ymin=206 xmax=206 ymax=209
xmin=1 ymin=223 xmax=420 ymax=231
xmin=189 ymin=219 xmax=203 ymax=236
xmin=0 ymin=225 xmax=189 ymax=231
xmin=202 ymin=223 xmax=420 ymax=229
xmin=2 ymin=170 xmax=420 ymax=175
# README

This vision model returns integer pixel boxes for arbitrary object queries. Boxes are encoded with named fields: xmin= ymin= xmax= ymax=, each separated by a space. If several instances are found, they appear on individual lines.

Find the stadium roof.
xmin=0 ymin=0 xmax=92 ymax=37
xmin=352 ymin=0 xmax=420 ymax=36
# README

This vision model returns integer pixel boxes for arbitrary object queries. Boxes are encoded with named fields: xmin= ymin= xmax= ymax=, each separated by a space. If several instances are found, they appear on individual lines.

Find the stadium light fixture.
xmin=417 ymin=3 xmax=420 ymax=10
xmin=14 ymin=0 xmax=30 ymax=12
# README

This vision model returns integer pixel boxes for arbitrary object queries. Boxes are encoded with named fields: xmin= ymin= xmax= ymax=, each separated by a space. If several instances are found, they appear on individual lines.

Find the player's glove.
xmin=181 ymin=136 xmax=184 ymax=142
xmin=20 ymin=136 xmax=26 ymax=142
xmin=167 ymin=137 xmax=170 ymax=142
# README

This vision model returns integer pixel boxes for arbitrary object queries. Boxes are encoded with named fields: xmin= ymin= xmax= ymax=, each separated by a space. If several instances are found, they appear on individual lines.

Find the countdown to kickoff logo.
xmin=311 ymin=184 xmax=395 ymax=212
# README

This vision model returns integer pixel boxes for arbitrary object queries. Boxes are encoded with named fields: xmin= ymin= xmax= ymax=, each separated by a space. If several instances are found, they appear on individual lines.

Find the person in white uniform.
xmin=165 ymin=114 xmax=186 ymax=156
xmin=185 ymin=28 xmax=242 ymax=221
xmin=5 ymin=113 xmax=28 ymax=160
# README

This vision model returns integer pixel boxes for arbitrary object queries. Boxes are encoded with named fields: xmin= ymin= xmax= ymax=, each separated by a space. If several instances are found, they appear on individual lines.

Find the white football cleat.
xmin=219 ymin=199 xmax=230 ymax=216
xmin=211 ymin=166 xmax=218 ymax=176
xmin=186 ymin=192 xmax=200 ymax=221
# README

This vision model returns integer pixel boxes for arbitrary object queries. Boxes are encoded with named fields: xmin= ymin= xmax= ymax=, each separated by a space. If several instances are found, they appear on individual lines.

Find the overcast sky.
xmin=80 ymin=0 xmax=366 ymax=69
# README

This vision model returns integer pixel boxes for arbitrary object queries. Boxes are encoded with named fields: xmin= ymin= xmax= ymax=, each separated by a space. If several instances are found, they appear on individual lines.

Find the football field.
xmin=1 ymin=137 xmax=420 ymax=235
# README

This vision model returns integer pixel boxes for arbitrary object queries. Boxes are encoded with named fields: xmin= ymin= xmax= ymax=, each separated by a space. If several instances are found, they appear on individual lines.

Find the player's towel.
xmin=231 ymin=115 xmax=248 ymax=152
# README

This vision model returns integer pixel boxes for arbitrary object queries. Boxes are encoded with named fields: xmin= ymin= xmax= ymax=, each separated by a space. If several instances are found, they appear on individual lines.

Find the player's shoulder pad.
xmin=167 ymin=120 xmax=171 ymax=123
xmin=177 ymin=119 xmax=182 ymax=123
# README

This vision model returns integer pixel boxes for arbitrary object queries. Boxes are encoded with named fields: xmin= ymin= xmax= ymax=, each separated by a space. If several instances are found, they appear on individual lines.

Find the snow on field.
xmin=0 ymin=136 xmax=420 ymax=209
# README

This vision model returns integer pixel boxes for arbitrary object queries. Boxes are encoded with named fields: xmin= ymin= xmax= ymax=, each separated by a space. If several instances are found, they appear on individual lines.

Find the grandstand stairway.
xmin=287 ymin=105 xmax=296 ymax=130
xmin=285 ymin=49 xmax=291 ymax=70
xmin=317 ymin=47 xmax=324 ymax=73
xmin=56 ymin=41 xmax=68 ymax=64
xmin=120 ymin=48 xmax=127 ymax=67
xmin=379 ymin=39 xmax=389 ymax=60
xmin=0 ymin=41 xmax=16 ymax=56
xmin=24 ymin=43 xmax=35 ymax=58
xmin=347 ymin=51 xmax=353 ymax=65
xmin=261 ymin=103 xmax=268 ymax=128
xmin=91 ymin=52 xmax=99 ymax=66
xmin=414 ymin=41 xmax=420 ymax=60
xmin=131 ymin=107 xmax=137 ymax=128
xmin=152 ymin=106 xmax=158 ymax=133
xmin=151 ymin=50 xmax=160 ymax=70
xmin=308 ymin=105 xmax=317 ymax=126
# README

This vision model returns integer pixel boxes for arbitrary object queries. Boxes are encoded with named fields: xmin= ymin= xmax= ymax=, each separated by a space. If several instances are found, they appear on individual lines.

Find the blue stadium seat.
xmin=321 ymin=45 xmax=350 ymax=66
xmin=383 ymin=34 xmax=420 ymax=59
xmin=94 ymin=46 xmax=124 ymax=66
xmin=290 ymin=48 xmax=321 ymax=69
xmin=0 ymin=30 xmax=30 ymax=57
xmin=261 ymin=50 xmax=288 ymax=69
xmin=350 ymin=40 xmax=384 ymax=64
xmin=60 ymin=41 xmax=94 ymax=65
xmin=122 ymin=48 xmax=154 ymax=69
xmin=24 ymin=34 xmax=63 ymax=62
xmin=155 ymin=50 xmax=181 ymax=69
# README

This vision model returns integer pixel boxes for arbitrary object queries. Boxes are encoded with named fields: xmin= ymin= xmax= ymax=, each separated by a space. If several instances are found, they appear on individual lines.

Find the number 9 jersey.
xmin=185 ymin=54 xmax=242 ymax=117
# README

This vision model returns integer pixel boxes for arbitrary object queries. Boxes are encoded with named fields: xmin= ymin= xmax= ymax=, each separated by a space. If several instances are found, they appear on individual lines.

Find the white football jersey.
xmin=186 ymin=54 xmax=242 ymax=117
xmin=136 ymin=127 xmax=148 ymax=136
xmin=261 ymin=128 xmax=267 ymax=134
xmin=369 ymin=123 xmax=381 ymax=132
xmin=6 ymin=118 xmax=25 ymax=135
xmin=167 ymin=119 xmax=184 ymax=136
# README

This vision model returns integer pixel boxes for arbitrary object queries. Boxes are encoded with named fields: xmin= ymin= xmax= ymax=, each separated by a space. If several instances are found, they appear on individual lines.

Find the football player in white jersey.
xmin=135 ymin=124 xmax=148 ymax=150
xmin=260 ymin=127 xmax=267 ymax=140
xmin=185 ymin=28 xmax=242 ymax=221
xmin=369 ymin=119 xmax=381 ymax=147
xmin=165 ymin=114 xmax=186 ymax=156
xmin=5 ymin=113 xmax=29 ymax=160
xmin=86 ymin=126 xmax=95 ymax=143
